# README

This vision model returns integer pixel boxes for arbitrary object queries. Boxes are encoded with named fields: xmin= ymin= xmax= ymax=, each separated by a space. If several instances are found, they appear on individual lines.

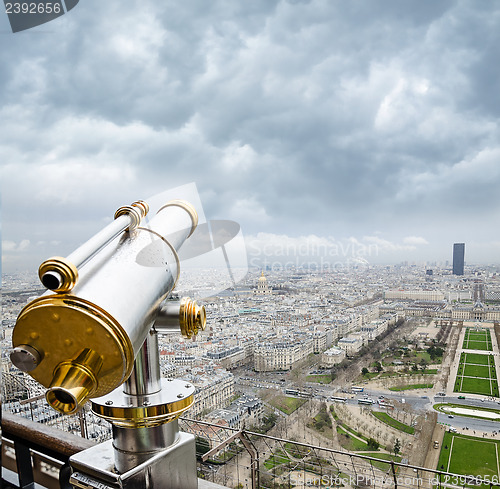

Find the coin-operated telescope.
xmin=10 ymin=199 xmax=206 ymax=489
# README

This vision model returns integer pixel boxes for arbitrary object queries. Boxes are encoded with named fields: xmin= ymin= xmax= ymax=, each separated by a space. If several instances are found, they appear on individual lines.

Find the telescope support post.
xmin=69 ymin=330 xmax=198 ymax=488
xmin=124 ymin=328 xmax=161 ymax=397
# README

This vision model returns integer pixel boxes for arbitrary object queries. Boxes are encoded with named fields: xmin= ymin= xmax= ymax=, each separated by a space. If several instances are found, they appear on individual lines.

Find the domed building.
xmin=255 ymin=271 xmax=272 ymax=295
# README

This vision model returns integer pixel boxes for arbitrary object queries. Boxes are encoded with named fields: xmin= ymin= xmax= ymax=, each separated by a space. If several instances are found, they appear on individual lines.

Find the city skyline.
xmin=1 ymin=1 xmax=500 ymax=272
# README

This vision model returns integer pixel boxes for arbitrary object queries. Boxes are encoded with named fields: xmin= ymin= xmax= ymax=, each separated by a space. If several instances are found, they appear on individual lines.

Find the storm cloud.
xmin=1 ymin=0 xmax=499 ymax=271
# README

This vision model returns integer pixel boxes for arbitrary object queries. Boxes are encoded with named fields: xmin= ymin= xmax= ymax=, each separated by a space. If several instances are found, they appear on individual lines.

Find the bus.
xmin=285 ymin=389 xmax=312 ymax=399
xmin=358 ymin=398 xmax=374 ymax=405
xmin=351 ymin=386 xmax=364 ymax=393
xmin=330 ymin=396 xmax=348 ymax=403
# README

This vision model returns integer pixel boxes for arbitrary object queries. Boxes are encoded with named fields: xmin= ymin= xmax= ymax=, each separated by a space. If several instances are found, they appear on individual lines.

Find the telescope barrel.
xmin=11 ymin=199 xmax=201 ymax=414
xmin=39 ymin=200 xmax=149 ymax=293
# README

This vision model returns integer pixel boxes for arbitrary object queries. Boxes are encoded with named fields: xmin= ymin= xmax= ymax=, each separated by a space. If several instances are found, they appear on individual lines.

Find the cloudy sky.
xmin=1 ymin=0 xmax=500 ymax=274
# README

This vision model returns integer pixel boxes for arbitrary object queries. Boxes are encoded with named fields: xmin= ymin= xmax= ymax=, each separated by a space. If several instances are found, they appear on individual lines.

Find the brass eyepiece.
xmin=39 ymin=257 xmax=78 ymax=293
xmin=46 ymin=348 xmax=103 ymax=414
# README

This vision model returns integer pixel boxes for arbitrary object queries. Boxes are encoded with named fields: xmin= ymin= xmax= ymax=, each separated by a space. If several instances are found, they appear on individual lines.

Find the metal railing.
xmin=179 ymin=418 xmax=500 ymax=489
xmin=2 ymin=411 xmax=95 ymax=489
xmin=3 ymin=408 xmax=500 ymax=489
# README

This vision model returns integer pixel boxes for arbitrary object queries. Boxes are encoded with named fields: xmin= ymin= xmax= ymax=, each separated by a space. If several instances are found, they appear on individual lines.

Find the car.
xmin=458 ymin=396 xmax=465 ymax=400
xmin=448 ymin=415 xmax=454 ymax=418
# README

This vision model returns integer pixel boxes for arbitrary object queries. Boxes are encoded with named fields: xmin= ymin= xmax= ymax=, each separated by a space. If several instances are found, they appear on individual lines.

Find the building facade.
xmin=453 ymin=243 xmax=465 ymax=275
xmin=253 ymin=338 xmax=313 ymax=372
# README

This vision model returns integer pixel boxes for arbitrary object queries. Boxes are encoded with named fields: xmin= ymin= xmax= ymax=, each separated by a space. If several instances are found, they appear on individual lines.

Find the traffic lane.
xmin=433 ymin=395 xmax=500 ymax=410
xmin=437 ymin=413 xmax=500 ymax=434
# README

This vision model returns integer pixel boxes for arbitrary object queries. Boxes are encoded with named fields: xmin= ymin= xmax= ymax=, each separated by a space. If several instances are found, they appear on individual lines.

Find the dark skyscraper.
xmin=453 ymin=243 xmax=465 ymax=275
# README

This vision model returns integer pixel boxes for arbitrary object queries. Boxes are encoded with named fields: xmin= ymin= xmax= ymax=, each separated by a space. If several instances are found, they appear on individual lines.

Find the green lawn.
xmin=424 ymin=368 xmax=439 ymax=375
xmin=389 ymin=383 xmax=433 ymax=391
xmin=437 ymin=432 xmax=500 ymax=482
xmin=455 ymin=352 xmax=498 ymax=397
xmin=466 ymin=340 xmax=492 ymax=351
xmin=264 ymin=448 xmax=291 ymax=470
xmin=284 ymin=441 xmax=310 ymax=459
xmin=337 ymin=421 xmax=369 ymax=441
xmin=462 ymin=353 xmax=492 ymax=366
xmin=306 ymin=374 xmax=332 ymax=384
xmin=467 ymin=332 xmax=488 ymax=340
xmin=378 ymin=368 xmax=438 ymax=379
xmin=458 ymin=377 xmax=499 ymax=397
xmin=336 ymin=426 xmax=372 ymax=451
xmin=371 ymin=411 xmax=415 ymax=434
xmin=415 ymin=352 xmax=432 ymax=362
xmin=269 ymin=395 xmax=308 ymax=414
xmin=463 ymin=329 xmax=492 ymax=352
xmin=363 ymin=453 xmax=402 ymax=472
xmin=463 ymin=364 xmax=494 ymax=379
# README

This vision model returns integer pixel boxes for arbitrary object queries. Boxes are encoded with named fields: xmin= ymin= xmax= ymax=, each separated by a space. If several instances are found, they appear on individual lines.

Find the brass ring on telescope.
xmin=92 ymin=395 xmax=194 ymax=428
xmin=131 ymin=200 xmax=149 ymax=217
xmin=136 ymin=228 xmax=181 ymax=290
xmin=179 ymin=297 xmax=206 ymax=339
xmin=156 ymin=200 xmax=198 ymax=237
xmin=114 ymin=205 xmax=143 ymax=231
xmin=114 ymin=199 xmax=149 ymax=231
xmin=38 ymin=257 xmax=79 ymax=293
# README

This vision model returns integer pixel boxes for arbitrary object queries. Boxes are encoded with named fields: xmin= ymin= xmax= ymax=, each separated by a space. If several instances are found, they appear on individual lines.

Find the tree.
xmin=330 ymin=365 xmax=338 ymax=380
xmin=362 ymin=367 xmax=369 ymax=376
xmin=195 ymin=436 xmax=211 ymax=458
xmin=393 ymin=438 xmax=401 ymax=456
xmin=427 ymin=345 xmax=444 ymax=361
xmin=367 ymin=438 xmax=380 ymax=450
xmin=374 ymin=361 xmax=383 ymax=373
xmin=419 ymin=358 xmax=428 ymax=373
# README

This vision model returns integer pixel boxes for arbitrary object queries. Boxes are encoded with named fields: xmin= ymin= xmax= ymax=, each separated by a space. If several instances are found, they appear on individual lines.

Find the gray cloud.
xmin=1 ymin=0 xmax=500 ymax=272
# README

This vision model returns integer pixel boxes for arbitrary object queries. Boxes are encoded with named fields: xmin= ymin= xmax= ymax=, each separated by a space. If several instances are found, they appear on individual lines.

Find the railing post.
xmin=390 ymin=460 xmax=398 ymax=488
xmin=14 ymin=439 xmax=35 ymax=489
xmin=349 ymin=454 xmax=358 ymax=486
xmin=240 ymin=431 xmax=259 ymax=489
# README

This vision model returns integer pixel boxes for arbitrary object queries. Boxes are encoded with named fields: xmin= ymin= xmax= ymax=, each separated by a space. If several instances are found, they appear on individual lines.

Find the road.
xmin=235 ymin=377 xmax=500 ymax=436
xmin=433 ymin=395 xmax=500 ymax=434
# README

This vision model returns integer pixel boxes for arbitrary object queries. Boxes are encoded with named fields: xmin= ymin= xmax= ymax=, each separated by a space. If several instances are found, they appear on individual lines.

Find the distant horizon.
xmin=3 ymin=257 xmax=500 ymax=279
